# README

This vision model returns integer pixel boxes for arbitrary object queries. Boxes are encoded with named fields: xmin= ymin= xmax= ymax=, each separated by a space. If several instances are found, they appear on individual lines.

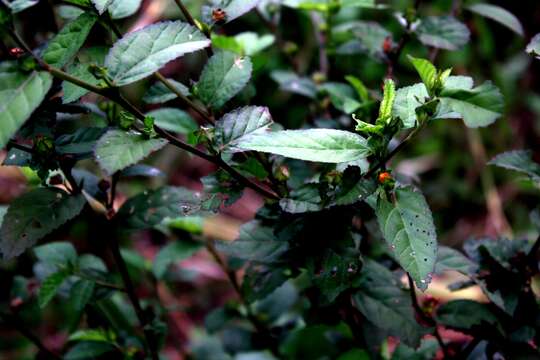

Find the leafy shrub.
xmin=0 ymin=0 xmax=539 ymax=359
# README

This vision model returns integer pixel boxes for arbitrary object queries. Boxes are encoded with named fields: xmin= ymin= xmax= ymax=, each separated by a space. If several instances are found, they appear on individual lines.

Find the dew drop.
xmin=410 ymin=251 xmax=416 ymax=256
xmin=9 ymin=154 xmax=16 ymax=160
xmin=420 ymin=279 xmax=426 ymax=284
xmin=390 ymin=244 xmax=396 ymax=250
xmin=56 ymin=193 xmax=63 ymax=199
xmin=330 ymin=266 xmax=338 ymax=277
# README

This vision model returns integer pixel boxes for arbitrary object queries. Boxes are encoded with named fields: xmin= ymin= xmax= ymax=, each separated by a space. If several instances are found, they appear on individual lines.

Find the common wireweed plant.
xmin=0 ymin=0 xmax=539 ymax=359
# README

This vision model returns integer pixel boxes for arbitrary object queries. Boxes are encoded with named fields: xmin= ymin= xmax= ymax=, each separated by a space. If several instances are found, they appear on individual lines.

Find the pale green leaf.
xmin=3 ymin=0 xmax=39 ymax=13
xmin=526 ymin=33 xmax=540 ymax=60
xmin=216 ymin=106 xmax=273 ymax=151
xmin=375 ymin=186 xmax=438 ymax=291
xmin=202 ymin=0 xmax=260 ymax=24
xmin=143 ymin=78 xmax=189 ymax=104
xmin=105 ymin=21 xmax=211 ymax=86
xmin=91 ymin=0 xmax=113 ymax=14
xmin=234 ymin=32 xmax=275 ymax=56
xmin=0 ymin=62 xmax=52 ymax=150
xmin=152 ymin=241 xmax=201 ymax=279
xmin=488 ymin=150 xmax=540 ymax=181
xmin=393 ymin=83 xmax=429 ymax=128
xmin=195 ymin=51 xmax=252 ymax=109
xmin=234 ymin=129 xmax=371 ymax=163
xmin=146 ymin=108 xmax=197 ymax=134
xmin=415 ymin=16 xmax=470 ymax=50
xmin=43 ymin=13 xmax=97 ymax=68
xmin=468 ymin=4 xmax=524 ymax=36
xmin=109 ymin=0 xmax=142 ymax=19
xmin=38 ymin=270 xmax=70 ymax=308
xmin=0 ymin=188 xmax=86 ymax=260
xmin=34 ymin=242 xmax=77 ymax=266
xmin=95 ymin=130 xmax=168 ymax=175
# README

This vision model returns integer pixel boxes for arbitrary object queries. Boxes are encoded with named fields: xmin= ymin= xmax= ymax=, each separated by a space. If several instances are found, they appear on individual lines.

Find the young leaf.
xmin=94 ymin=130 xmax=168 ymax=175
xmin=116 ymin=186 xmax=204 ymax=230
xmin=0 ymin=62 xmax=52 ymax=150
xmin=234 ymin=32 xmax=275 ymax=56
xmin=526 ymin=33 xmax=540 ymax=60
xmin=38 ymin=270 xmax=70 ymax=308
xmin=62 ymin=47 xmax=107 ymax=103
xmin=215 ymin=106 xmax=273 ymax=151
xmin=146 ymin=108 xmax=197 ymax=135
xmin=143 ymin=79 xmax=189 ymax=104
xmin=0 ymin=188 xmax=86 ymax=260
xmin=377 ymin=79 xmax=396 ymax=122
xmin=375 ymin=186 xmax=438 ymax=291
xmin=202 ymin=0 xmax=260 ymax=25
xmin=408 ymin=56 xmax=437 ymax=95
xmin=195 ymin=51 xmax=253 ymax=109
xmin=467 ymin=4 xmax=524 ymax=36
xmin=152 ymin=241 xmax=201 ymax=279
xmin=233 ymin=129 xmax=371 ymax=163
xmin=108 ymin=0 xmax=142 ymax=19
xmin=437 ymin=80 xmax=504 ymax=127
xmin=43 ymin=13 xmax=97 ymax=68
xmin=488 ymin=150 xmax=540 ymax=181
xmin=415 ymin=16 xmax=470 ymax=50
xmin=353 ymin=260 xmax=428 ymax=347
xmin=105 ymin=21 xmax=211 ymax=86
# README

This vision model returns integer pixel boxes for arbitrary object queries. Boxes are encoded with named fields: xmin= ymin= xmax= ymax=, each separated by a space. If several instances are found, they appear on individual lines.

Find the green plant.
xmin=0 ymin=0 xmax=539 ymax=359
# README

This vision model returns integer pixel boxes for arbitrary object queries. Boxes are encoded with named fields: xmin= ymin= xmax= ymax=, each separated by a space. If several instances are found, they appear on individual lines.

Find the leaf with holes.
xmin=0 ymin=188 xmax=86 ymax=260
xmin=43 ymin=13 xmax=97 ymax=68
xmin=105 ymin=21 xmax=210 ymax=86
xmin=215 ymin=106 xmax=273 ymax=151
xmin=233 ymin=129 xmax=371 ymax=163
xmin=94 ymin=129 xmax=168 ymax=175
xmin=415 ymin=16 xmax=470 ymax=50
xmin=0 ymin=62 xmax=52 ymax=150
xmin=375 ymin=186 xmax=438 ymax=291
xmin=195 ymin=51 xmax=252 ymax=109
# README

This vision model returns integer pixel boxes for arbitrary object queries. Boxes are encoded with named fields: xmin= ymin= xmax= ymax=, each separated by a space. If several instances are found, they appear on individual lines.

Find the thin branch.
xmin=407 ymin=274 xmax=450 ymax=358
xmin=109 ymin=237 xmax=160 ymax=360
xmin=0 ymin=312 xmax=62 ymax=360
xmin=6 ymin=27 xmax=279 ymax=200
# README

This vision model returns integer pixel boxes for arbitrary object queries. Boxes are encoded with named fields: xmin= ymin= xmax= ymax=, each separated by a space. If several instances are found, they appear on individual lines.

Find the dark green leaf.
xmin=434 ymin=246 xmax=476 ymax=276
xmin=34 ymin=242 xmax=77 ymax=267
xmin=467 ymin=4 xmax=524 ymax=36
xmin=152 ymin=240 xmax=202 ymax=279
xmin=0 ymin=188 xmax=86 ymax=260
xmin=64 ymin=341 xmax=116 ymax=360
xmin=202 ymin=0 xmax=260 ymax=24
xmin=143 ymin=79 xmax=189 ymax=104
xmin=146 ymin=108 xmax=197 ymax=134
xmin=195 ymin=51 xmax=253 ymax=109
xmin=70 ymin=279 xmax=95 ymax=311
xmin=270 ymin=70 xmax=317 ymax=98
xmin=488 ymin=150 xmax=540 ymax=181
xmin=216 ymin=106 xmax=273 ymax=151
xmin=436 ymin=300 xmax=501 ymax=333
xmin=38 ymin=269 xmax=70 ymax=308
xmin=415 ymin=16 xmax=470 ymax=50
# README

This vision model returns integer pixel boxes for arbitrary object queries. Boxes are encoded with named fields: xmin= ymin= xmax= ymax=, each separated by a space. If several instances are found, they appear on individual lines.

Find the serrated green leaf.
xmin=279 ymin=185 xmax=322 ymax=213
xmin=488 ymin=150 xmax=540 ymax=181
xmin=94 ymin=129 xmax=168 ymax=175
xmin=70 ymin=279 xmax=95 ymax=311
xmin=143 ymin=78 xmax=189 ymax=104
xmin=375 ymin=186 xmax=438 ymax=291
xmin=437 ymin=80 xmax=504 ymax=127
xmin=0 ymin=188 xmax=86 ymax=260
xmin=234 ymin=129 xmax=371 ymax=163
xmin=215 ymin=106 xmax=273 ymax=151
xmin=195 ymin=51 xmax=252 ymax=109
xmin=62 ymin=61 xmax=101 ymax=103
xmin=3 ymin=0 xmax=39 ymax=13
xmin=105 ymin=21 xmax=211 ymax=86
xmin=91 ymin=0 xmax=113 ymax=14
xmin=436 ymin=300 xmax=501 ymax=333
xmin=202 ymin=0 xmax=260 ymax=24
xmin=34 ymin=242 xmax=77 ymax=267
xmin=43 ymin=13 xmax=97 ymax=68
xmin=38 ymin=269 xmax=70 ymax=308
xmin=468 ymin=4 xmax=523 ymax=36
xmin=109 ymin=0 xmax=142 ymax=19
xmin=146 ymin=108 xmax=197 ymax=135
xmin=408 ymin=56 xmax=437 ymax=94
xmin=0 ymin=62 xmax=52 ymax=150
xmin=116 ymin=186 xmax=204 ymax=230
xmin=434 ymin=246 xmax=476 ymax=276
xmin=353 ymin=260 xmax=428 ymax=347
xmin=415 ymin=16 xmax=470 ymax=50
xmin=56 ymin=127 xmax=106 ymax=156
xmin=152 ymin=240 xmax=201 ymax=279
xmin=64 ymin=341 xmax=115 ymax=360
xmin=393 ymin=83 xmax=429 ymax=128
xmin=526 ymin=33 xmax=540 ymax=59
